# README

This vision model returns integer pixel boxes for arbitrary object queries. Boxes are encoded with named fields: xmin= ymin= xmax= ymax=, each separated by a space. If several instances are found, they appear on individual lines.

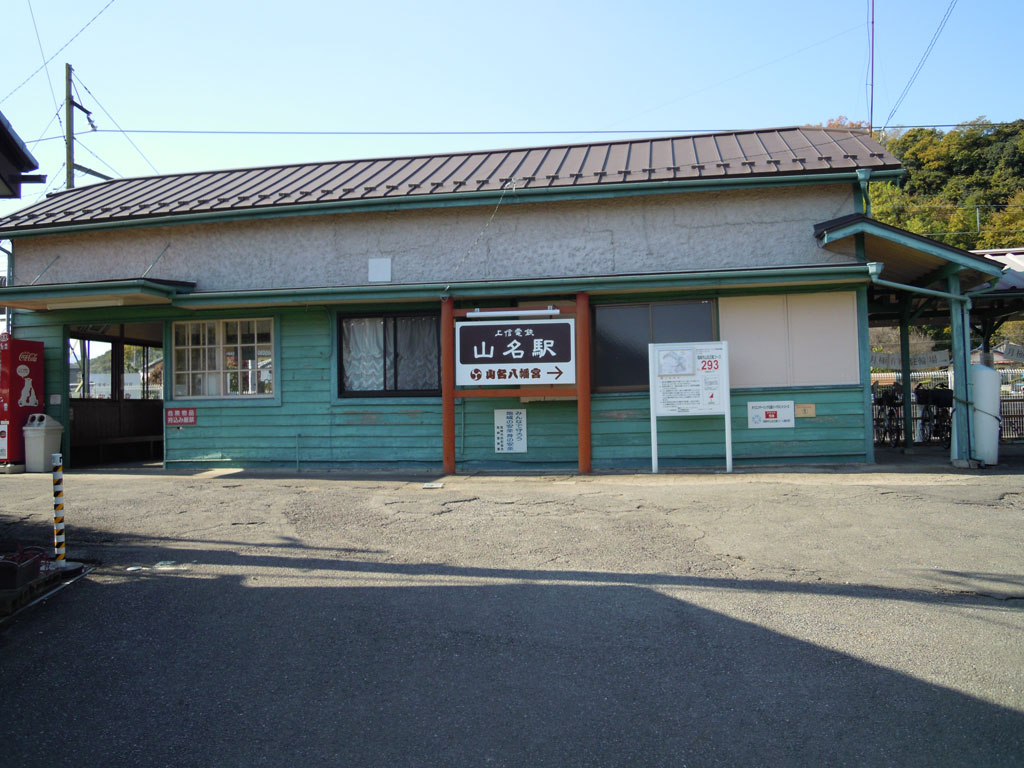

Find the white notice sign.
xmin=648 ymin=342 xmax=732 ymax=473
xmin=494 ymin=409 xmax=527 ymax=453
xmin=651 ymin=343 xmax=728 ymax=417
xmin=747 ymin=401 xmax=795 ymax=429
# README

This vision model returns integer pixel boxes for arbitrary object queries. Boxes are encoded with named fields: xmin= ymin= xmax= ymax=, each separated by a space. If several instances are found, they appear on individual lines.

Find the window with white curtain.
xmin=339 ymin=313 xmax=440 ymax=395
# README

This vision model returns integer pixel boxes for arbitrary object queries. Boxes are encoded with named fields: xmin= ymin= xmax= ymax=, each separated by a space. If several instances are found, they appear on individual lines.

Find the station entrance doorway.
xmin=68 ymin=322 xmax=163 ymax=466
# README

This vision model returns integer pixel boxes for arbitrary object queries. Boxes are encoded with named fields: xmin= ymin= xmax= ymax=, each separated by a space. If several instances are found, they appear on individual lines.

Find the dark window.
xmin=593 ymin=301 xmax=715 ymax=389
xmin=339 ymin=313 xmax=440 ymax=395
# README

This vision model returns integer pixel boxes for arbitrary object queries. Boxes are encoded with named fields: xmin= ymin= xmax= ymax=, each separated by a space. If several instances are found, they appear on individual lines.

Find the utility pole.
xmin=65 ymin=63 xmax=74 ymax=189
xmin=64 ymin=63 xmax=113 ymax=190
xmin=869 ymin=0 xmax=875 ymax=135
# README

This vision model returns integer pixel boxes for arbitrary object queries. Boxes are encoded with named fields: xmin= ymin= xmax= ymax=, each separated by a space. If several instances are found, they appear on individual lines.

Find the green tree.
xmin=871 ymin=118 xmax=1024 ymax=250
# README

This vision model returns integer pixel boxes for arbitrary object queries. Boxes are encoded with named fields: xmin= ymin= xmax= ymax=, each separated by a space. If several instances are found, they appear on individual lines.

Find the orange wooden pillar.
xmin=576 ymin=292 xmax=592 ymax=474
xmin=441 ymin=298 xmax=456 ymax=474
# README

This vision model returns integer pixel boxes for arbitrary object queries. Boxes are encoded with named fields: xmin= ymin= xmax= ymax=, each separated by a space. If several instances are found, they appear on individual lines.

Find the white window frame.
xmin=172 ymin=318 xmax=275 ymax=400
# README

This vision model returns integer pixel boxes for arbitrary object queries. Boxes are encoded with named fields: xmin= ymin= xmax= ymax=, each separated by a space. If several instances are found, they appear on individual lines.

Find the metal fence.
xmin=872 ymin=389 xmax=1024 ymax=445
xmin=1002 ymin=396 xmax=1024 ymax=441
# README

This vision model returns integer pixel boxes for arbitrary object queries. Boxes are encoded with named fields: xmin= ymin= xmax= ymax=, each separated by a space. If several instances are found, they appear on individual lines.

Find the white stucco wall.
xmin=11 ymin=184 xmax=859 ymax=291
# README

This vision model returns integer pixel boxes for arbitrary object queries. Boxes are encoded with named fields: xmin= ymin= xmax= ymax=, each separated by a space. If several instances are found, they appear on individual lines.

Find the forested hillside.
xmin=870 ymin=119 xmax=1024 ymax=250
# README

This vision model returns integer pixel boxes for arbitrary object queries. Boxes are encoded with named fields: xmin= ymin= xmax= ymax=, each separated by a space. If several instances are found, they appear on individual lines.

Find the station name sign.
xmin=456 ymin=319 xmax=575 ymax=386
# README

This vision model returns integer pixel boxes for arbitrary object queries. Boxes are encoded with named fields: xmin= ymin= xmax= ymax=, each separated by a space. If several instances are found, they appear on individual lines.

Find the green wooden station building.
xmin=0 ymin=127 xmax=1006 ymax=471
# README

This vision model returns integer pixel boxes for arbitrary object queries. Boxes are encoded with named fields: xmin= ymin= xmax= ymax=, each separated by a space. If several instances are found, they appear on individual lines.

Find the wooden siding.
xmin=166 ymin=309 xmax=443 ymax=466
xmin=593 ymin=387 xmax=867 ymax=468
xmin=11 ymin=309 xmax=868 ymax=469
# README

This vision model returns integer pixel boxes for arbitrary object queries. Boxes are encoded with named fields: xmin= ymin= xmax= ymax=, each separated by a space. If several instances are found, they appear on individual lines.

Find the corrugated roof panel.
xmin=350 ymin=159 xmax=414 ymax=199
xmin=646 ymin=139 xmax=675 ymax=180
xmin=177 ymin=168 xmax=264 ymax=211
xmin=417 ymin=154 xmax=472 ymax=196
xmin=398 ymin=155 xmax=451 ymax=193
xmin=530 ymin=148 xmax=563 ymax=186
xmin=580 ymin=144 xmax=608 ymax=182
xmin=0 ymin=128 xmax=903 ymax=233
xmin=552 ymin=145 xmax=590 ymax=186
xmin=624 ymin=141 xmax=651 ymax=181
xmin=320 ymin=160 xmax=384 ymax=198
xmin=314 ymin=161 xmax=372 ymax=200
xmin=486 ymin=150 xmax=529 ymax=190
xmin=204 ymin=166 xmax=293 ymax=209
xmin=514 ymin=148 xmax=551 ymax=188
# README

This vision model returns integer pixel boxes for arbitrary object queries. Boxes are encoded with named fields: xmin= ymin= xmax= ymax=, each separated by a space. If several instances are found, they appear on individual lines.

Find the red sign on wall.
xmin=165 ymin=408 xmax=197 ymax=426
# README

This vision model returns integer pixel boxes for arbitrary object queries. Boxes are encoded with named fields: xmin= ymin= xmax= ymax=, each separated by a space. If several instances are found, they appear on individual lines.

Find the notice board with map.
xmin=648 ymin=342 xmax=732 ymax=472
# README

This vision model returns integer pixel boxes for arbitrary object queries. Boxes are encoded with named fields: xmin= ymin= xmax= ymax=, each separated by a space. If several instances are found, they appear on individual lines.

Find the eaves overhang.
xmin=0 ymin=278 xmax=196 ymax=311
xmin=814 ymin=213 xmax=1004 ymax=290
xmin=0 ymin=169 xmax=906 ymax=240
xmin=169 ymin=265 xmax=872 ymax=310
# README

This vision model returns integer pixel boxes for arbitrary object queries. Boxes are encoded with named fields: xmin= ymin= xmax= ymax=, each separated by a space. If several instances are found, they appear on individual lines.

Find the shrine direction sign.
xmin=456 ymin=319 xmax=575 ymax=386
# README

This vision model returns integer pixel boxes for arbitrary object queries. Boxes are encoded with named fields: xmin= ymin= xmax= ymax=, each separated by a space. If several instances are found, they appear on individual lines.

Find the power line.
xmin=875 ymin=204 xmax=1024 ymax=212
xmin=607 ymin=22 xmax=866 ymax=129
xmin=884 ymin=0 xmax=958 ymax=127
xmin=71 ymin=72 xmax=159 ymax=174
xmin=1 ymin=0 xmax=118 ymax=104
xmin=26 ymin=0 xmax=64 ymax=135
xmin=21 ymin=121 xmax=1017 ymax=143
xmin=74 ymin=136 xmax=121 ymax=178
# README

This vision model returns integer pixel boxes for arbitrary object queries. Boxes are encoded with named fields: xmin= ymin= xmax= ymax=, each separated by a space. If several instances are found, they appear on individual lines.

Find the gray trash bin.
xmin=23 ymin=413 xmax=64 ymax=473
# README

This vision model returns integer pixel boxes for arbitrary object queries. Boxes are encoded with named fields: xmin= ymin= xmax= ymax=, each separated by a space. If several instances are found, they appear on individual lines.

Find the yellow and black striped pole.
xmin=52 ymin=453 xmax=65 ymax=565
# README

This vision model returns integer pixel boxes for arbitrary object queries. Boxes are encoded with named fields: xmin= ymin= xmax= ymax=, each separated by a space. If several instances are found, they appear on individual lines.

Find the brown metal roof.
xmin=0 ymin=127 xmax=901 ymax=235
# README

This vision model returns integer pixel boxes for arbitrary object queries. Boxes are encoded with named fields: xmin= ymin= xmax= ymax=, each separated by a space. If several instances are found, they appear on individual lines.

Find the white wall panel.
xmin=719 ymin=292 xmax=860 ymax=388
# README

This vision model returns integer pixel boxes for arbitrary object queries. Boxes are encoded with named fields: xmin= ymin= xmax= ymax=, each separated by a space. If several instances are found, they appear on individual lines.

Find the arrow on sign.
xmin=552 ymin=366 xmax=563 ymax=380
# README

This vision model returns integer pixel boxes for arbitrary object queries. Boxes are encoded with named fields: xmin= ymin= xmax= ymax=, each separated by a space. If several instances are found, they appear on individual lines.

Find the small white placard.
xmin=747 ymin=401 xmax=795 ymax=429
xmin=49 ymin=394 xmax=62 ymax=405
xmin=368 ymin=257 xmax=392 ymax=282
xmin=494 ymin=409 xmax=527 ymax=453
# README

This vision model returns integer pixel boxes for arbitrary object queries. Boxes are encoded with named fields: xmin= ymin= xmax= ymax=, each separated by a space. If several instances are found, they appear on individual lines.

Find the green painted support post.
xmin=856 ymin=286 xmax=875 ymax=463
xmin=900 ymin=297 xmax=914 ymax=449
xmin=947 ymin=273 xmax=971 ymax=463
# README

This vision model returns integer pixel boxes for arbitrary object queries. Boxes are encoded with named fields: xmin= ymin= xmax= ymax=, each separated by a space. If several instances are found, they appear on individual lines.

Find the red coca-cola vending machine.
xmin=0 ymin=333 xmax=45 ymax=469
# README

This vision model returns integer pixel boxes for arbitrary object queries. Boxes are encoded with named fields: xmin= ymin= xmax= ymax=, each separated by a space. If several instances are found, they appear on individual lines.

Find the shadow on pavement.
xmin=1 ymin=570 xmax=1022 ymax=766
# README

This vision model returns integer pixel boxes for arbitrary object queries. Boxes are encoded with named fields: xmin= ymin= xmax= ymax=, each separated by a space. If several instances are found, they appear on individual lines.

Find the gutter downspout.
xmin=856 ymin=169 xmax=873 ymax=217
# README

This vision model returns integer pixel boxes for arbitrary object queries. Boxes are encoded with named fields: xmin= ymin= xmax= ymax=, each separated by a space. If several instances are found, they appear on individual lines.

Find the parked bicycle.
xmin=914 ymin=382 xmax=952 ymax=448
xmin=873 ymin=383 xmax=904 ymax=447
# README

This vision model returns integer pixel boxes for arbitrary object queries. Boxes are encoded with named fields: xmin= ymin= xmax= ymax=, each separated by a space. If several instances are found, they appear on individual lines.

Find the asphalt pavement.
xmin=1 ymin=460 xmax=1022 ymax=766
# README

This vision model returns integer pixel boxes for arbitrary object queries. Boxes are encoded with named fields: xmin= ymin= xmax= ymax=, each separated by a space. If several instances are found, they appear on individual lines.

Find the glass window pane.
xmin=593 ymin=305 xmax=651 ymax=388
xmin=652 ymin=302 xmax=715 ymax=343
xmin=189 ymin=323 xmax=203 ymax=346
xmin=256 ymin=320 xmax=272 ymax=344
xmin=225 ymin=322 xmax=239 ymax=346
xmin=240 ymin=321 xmax=255 ymax=345
xmin=68 ymin=340 xmax=85 ymax=399
xmin=258 ymin=370 xmax=273 ymax=395
xmin=174 ymin=324 xmax=187 ymax=346
xmin=174 ymin=374 xmax=189 ymax=398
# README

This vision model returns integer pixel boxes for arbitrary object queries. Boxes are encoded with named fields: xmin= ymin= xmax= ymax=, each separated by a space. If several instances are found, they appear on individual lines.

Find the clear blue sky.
xmin=1 ymin=0 xmax=1022 ymax=221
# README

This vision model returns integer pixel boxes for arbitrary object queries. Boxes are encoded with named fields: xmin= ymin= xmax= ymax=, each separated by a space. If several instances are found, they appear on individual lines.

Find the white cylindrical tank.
xmin=971 ymin=364 xmax=1001 ymax=466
